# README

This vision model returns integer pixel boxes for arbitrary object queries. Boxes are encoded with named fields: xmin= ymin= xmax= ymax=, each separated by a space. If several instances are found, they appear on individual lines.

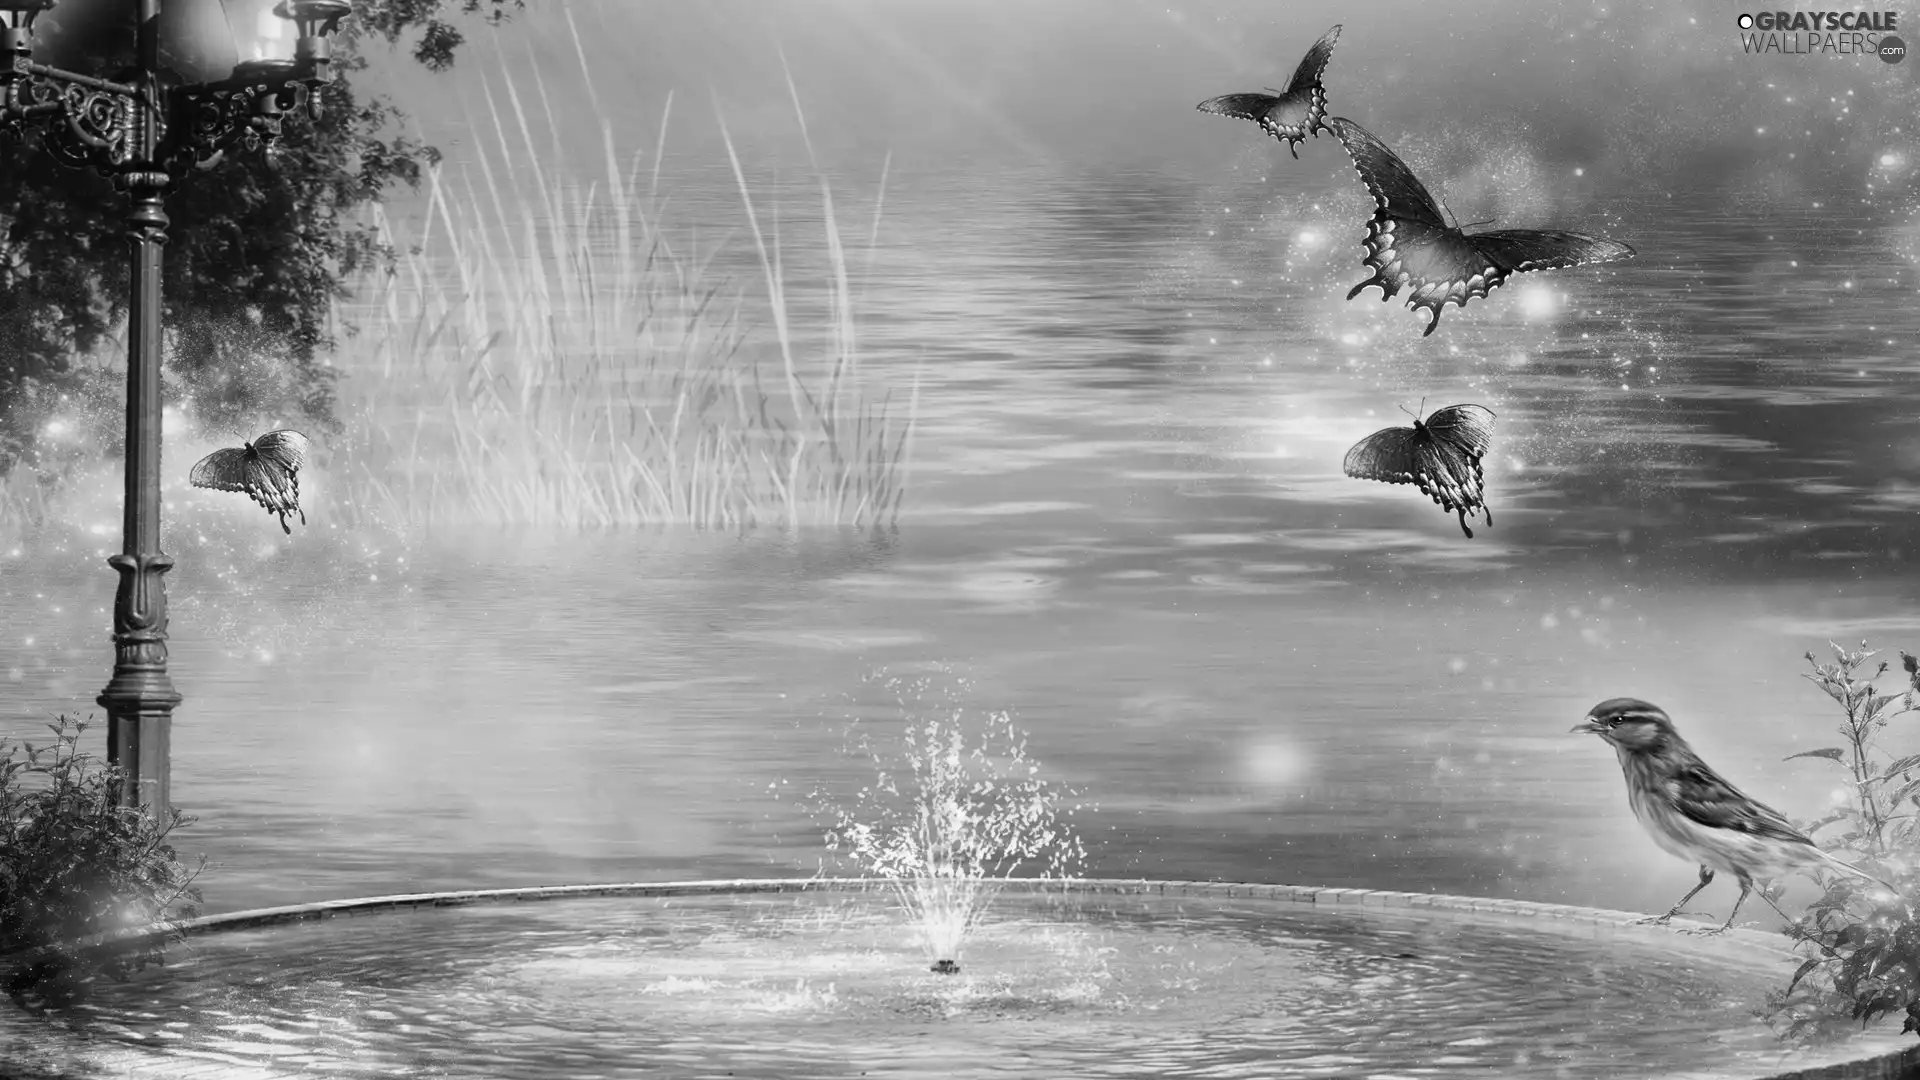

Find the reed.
xmin=327 ymin=15 xmax=915 ymax=534
xmin=3 ymin=15 xmax=914 ymax=541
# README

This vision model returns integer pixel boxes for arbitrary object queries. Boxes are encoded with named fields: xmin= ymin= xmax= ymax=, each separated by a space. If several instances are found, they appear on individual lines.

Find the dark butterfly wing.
xmin=1196 ymin=93 xmax=1282 ymax=122
xmin=1329 ymin=118 xmax=1636 ymax=336
xmin=1195 ymin=25 xmax=1341 ymax=159
xmin=1418 ymin=405 xmax=1495 ymax=535
xmin=1411 ymin=435 xmax=1490 ymax=538
xmin=1283 ymin=24 xmax=1342 ymax=96
xmin=1326 ymin=116 xmax=1445 ymax=226
xmin=1342 ymin=426 xmax=1422 ymax=484
xmin=1342 ymin=405 xmax=1496 ymax=538
xmin=243 ymin=429 xmax=310 ymax=535
xmin=188 ymin=447 xmax=251 ymax=493
xmin=1420 ymin=405 xmax=1496 ymax=459
xmin=1466 ymin=229 xmax=1637 ymax=274
xmin=250 ymin=429 xmax=312 ymax=473
xmin=1327 ymin=117 xmax=1483 ymax=335
xmin=190 ymin=429 xmax=311 ymax=534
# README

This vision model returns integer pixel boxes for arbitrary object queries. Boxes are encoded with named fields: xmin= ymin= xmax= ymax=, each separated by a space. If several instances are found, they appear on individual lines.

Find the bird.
xmin=188 ymin=428 xmax=312 ymax=535
xmin=1324 ymin=116 xmax=1636 ymax=336
xmin=1195 ymin=25 xmax=1342 ymax=158
xmin=1342 ymin=401 xmax=1495 ymax=538
xmin=1574 ymin=697 xmax=1893 ymax=932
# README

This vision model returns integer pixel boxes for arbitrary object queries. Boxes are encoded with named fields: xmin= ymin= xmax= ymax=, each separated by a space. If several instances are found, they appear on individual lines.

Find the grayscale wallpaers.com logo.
xmin=1735 ymin=10 xmax=1906 ymax=60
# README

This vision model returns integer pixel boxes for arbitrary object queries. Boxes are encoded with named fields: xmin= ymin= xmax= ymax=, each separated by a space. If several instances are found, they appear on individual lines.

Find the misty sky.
xmin=359 ymin=0 xmax=1919 ymax=209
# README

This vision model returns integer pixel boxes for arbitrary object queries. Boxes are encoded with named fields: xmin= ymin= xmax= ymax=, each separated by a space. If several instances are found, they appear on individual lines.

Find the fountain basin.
xmin=5 ymin=878 xmax=1918 ymax=1079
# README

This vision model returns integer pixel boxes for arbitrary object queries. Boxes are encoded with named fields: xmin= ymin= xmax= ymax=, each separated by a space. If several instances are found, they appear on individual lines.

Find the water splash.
xmin=803 ymin=669 xmax=1088 ymax=975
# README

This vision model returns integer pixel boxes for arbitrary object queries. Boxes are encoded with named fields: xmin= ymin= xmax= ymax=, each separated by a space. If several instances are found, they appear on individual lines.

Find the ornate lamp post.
xmin=0 ymin=0 xmax=351 ymax=821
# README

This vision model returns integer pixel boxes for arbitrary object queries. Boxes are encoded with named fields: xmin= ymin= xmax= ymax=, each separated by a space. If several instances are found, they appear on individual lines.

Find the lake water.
xmin=4 ymin=157 xmax=1920 ymax=935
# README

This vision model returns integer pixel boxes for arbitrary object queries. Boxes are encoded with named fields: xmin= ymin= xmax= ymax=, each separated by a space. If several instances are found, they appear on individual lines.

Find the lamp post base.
xmin=99 ymin=553 xmax=182 ymax=821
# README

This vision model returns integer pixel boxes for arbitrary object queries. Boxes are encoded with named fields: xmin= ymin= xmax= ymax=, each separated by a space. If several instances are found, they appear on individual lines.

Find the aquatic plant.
xmin=1765 ymin=640 xmax=1920 ymax=1041
xmin=326 ymin=13 xmax=915 ymax=533
xmin=0 ymin=714 xmax=204 ymax=1009
xmin=800 ymin=674 xmax=1087 ymax=974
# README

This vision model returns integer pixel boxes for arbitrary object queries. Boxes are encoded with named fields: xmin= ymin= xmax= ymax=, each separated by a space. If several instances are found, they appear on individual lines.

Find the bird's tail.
xmin=1813 ymin=847 xmax=1899 ymax=894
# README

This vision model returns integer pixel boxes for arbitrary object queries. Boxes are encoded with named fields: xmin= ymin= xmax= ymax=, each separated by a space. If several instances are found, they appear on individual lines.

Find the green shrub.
xmin=1766 ymin=641 xmax=1920 ymax=1040
xmin=0 ymin=714 xmax=203 ymax=1010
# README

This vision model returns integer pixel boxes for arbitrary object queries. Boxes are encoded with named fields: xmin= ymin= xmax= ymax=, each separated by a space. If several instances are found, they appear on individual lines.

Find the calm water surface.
xmin=4 ymin=164 xmax=1920 ymax=931
xmin=41 ymin=892 xmax=1819 ymax=1079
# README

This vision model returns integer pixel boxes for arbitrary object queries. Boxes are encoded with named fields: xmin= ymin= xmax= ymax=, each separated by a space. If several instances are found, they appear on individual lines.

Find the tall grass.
xmin=328 ymin=15 xmax=916 ymax=533
xmin=1 ymin=16 xmax=915 ymax=543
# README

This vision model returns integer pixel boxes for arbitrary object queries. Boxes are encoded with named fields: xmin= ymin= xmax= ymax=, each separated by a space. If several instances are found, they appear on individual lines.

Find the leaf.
xmin=1788 ymin=956 xmax=1826 ymax=996
xmin=1890 ymin=776 xmax=1920 ymax=807
xmin=1883 ymin=754 xmax=1920 ymax=779
xmin=1786 ymin=748 xmax=1848 ymax=764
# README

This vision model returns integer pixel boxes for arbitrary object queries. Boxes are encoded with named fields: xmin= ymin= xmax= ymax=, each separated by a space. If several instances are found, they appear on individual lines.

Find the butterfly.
xmin=1195 ymin=25 xmax=1342 ymax=158
xmin=1325 ymin=117 xmax=1637 ymax=337
xmin=1342 ymin=402 xmax=1496 ymax=538
xmin=189 ymin=429 xmax=312 ymax=535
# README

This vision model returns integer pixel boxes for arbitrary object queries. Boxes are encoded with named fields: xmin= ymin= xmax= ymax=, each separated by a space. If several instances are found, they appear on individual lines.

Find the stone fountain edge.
xmin=5 ymin=877 xmax=1916 ymax=1080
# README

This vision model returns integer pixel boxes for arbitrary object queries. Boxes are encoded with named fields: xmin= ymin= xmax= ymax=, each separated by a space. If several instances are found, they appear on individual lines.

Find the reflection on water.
xmin=3 ymin=173 xmax=1919 ymax=934
xmin=35 ymin=892 xmax=1816 ymax=1079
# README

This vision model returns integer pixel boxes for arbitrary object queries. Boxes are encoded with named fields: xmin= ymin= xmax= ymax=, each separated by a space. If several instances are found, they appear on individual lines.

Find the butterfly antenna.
xmin=1463 ymin=218 xmax=1496 ymax=230
xmin=1438 ymin=195 xmax=1459 ymax=230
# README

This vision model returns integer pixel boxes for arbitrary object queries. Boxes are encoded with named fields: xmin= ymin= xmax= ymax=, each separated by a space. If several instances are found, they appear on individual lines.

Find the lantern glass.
xmin=0 ymin=1 xmax=55 ymax=33
xmin=30 ymin=0 xmax=240 ymax=82
xmin=227 ymin=0 xmax=291 ymax=62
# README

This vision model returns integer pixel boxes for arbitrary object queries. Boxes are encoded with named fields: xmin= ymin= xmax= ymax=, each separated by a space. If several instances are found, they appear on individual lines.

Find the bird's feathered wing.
xmin=1666 ymin=762 xmax=1816 ymax=847
xmin=1668 ymin=760 xmax=1892 ymax=888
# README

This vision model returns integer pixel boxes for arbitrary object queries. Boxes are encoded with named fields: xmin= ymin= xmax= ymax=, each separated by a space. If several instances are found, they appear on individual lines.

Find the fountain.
xmin=6 ymin=879 xmax=1920 ymax=1078
xmin=796 ymin=670 xmax=1088 ymax=976
xmin=4 ymin=677 xmax=1919 ymax=1077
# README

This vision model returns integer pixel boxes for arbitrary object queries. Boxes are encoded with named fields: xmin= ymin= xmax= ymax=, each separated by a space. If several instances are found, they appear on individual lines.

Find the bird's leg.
xmin=1636 ymin=865 xmax=1715 ymax=924
xmin=1709 ymin=874 xmax=1753 ymax=934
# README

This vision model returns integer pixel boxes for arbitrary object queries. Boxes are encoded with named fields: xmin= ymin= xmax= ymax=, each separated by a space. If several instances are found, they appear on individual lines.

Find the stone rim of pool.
xmin=5 ymin=877 xmax=1918 ymax=1080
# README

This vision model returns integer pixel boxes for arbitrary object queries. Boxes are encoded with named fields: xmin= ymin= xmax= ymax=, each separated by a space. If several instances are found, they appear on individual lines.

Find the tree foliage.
xmin=0 ymin=0 xmax=524 ymax=475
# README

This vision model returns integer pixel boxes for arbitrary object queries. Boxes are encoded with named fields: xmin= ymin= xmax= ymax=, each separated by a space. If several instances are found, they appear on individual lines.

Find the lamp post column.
xmin=96 ymin=0 xmax=178 ymax=821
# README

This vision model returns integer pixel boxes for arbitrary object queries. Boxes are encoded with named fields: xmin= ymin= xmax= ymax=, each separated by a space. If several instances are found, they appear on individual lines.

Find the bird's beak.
xmin=1571 ymin=718 xmax=1606 ymax=735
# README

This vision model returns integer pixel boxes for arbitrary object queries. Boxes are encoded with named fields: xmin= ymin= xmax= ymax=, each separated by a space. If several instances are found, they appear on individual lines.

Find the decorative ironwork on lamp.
xmin=0 ymin=0 xmax=352 ymax=822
